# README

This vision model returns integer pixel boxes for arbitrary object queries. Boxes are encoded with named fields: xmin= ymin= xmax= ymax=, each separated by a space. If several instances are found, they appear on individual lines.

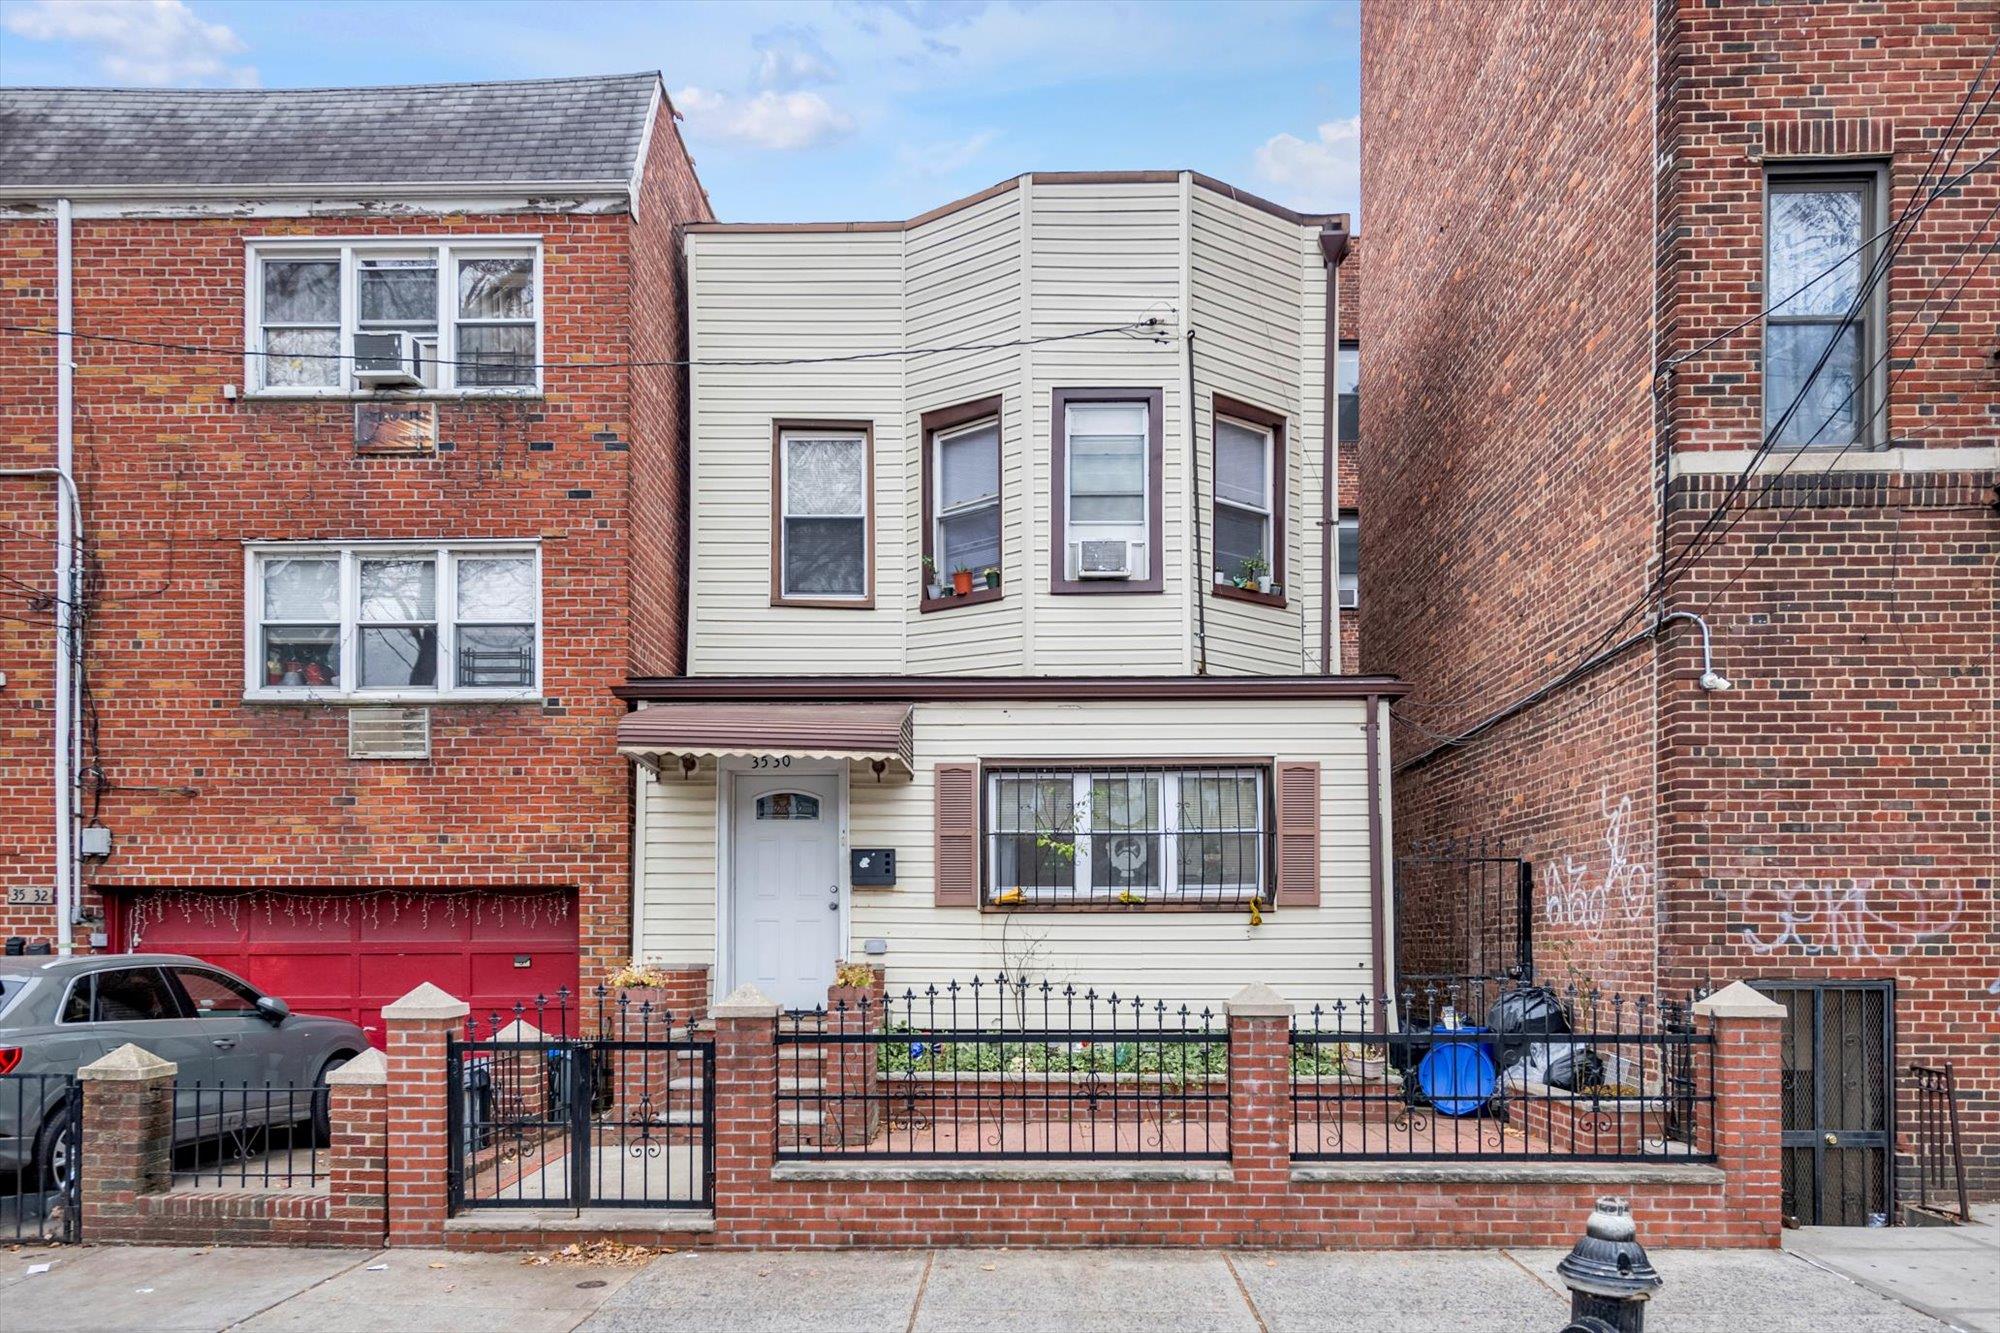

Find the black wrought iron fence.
xmin=1291 ymin=983 xmax=1713 ymax=1162
xmin=775 ymin=976 xmax=1229 ymax=1160
xmin=1 ymin=1073 xmax=80 ymax=1244
xmin=171 ymin=1083 xmax=327 ymax=1190
xmin=448 ymin=991 xmax=712 ymax=1212
xmin=1907 ymin=1063 xmax=1971 ymax=1222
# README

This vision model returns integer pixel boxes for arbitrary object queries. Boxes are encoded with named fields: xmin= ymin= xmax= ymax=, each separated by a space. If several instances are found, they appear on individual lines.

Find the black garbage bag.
xmin=1484 ymin=986 xmax=1571 ymax=1070
xmin=1545 ymin=1047 xmax=1606 ymax=1092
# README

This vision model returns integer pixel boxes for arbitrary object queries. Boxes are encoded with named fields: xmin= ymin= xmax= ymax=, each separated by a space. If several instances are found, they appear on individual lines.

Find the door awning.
xmin=618 ymin=702 xmax=915 ymax=774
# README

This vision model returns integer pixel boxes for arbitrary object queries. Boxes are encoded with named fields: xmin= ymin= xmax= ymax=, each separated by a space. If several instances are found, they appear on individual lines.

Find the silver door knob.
xmin=829 ymin=884 xmax=839 ymax=895
xmin=828 ymin=901 xmax=838 ymax=911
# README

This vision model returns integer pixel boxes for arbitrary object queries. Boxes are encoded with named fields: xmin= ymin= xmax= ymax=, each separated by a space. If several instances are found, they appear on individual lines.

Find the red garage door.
xmin=116 ymin=888 xmax=580 ymax=1047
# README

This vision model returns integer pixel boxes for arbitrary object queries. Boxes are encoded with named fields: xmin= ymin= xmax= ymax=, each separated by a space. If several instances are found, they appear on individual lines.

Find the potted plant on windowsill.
xmin=981 ymin=566 xmax=1000 ymax=591
xmin=1233 ymin=555 xmax=1269 ymax=592
xmin=922 ymin=555 xmax=944 ymax=600
xmin=951 ymin=565 xmax=975 ymax=596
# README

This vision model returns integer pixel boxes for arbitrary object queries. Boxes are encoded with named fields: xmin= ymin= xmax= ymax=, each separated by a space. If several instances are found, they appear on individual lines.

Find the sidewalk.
xmin=2 ymin=1236 xmax=1977 ymax=1333
xmin=1784 ymin=1204 xmax=2000 ymax=1333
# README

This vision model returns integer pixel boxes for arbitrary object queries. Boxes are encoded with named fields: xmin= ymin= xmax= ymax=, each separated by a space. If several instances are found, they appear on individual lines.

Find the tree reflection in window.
xmin=755 ymin=793 xmax=821 ymax=821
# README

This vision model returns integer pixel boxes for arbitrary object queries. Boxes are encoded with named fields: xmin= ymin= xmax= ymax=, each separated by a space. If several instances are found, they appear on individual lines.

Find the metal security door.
xmin=1762 ymin=982 xmax=1894 ymax=1226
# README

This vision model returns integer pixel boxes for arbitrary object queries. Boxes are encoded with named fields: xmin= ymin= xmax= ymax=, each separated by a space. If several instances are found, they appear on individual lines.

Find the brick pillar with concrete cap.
xmin=1693 ymin=980 xmax=1787 ymax=1245
xmin=710 ymin=984 xmax=780 ymax=1232
xmin=490 ymin=1018 xmax=551 ymax=1126
xmin=323 ymin=1047 xmax=390 ymax=1243
xmin=77 ymin=1043 xmax=176 ymax=1242
xmin=382 ymin=981 xmax=470 ymax=1245
xmin=1228 ymin=982 xmax=1295 ymax=1191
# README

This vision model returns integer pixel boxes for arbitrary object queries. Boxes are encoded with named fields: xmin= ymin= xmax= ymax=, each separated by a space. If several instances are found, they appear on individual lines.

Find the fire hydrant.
xmin=1556 ymin=1196 xmax=1663 ymax=1333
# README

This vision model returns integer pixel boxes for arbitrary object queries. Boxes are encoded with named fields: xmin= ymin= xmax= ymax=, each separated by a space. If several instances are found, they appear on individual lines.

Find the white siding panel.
xmin=636 ymin=699 xmax=1379 ymax=1008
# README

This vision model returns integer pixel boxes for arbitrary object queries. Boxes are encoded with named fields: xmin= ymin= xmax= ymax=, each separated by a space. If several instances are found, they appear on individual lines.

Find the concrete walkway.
xmin=1785 ymin=1204 xmax=2000 ymax=1332
xmin=0 ymin=1236 xmax=1975 ymax=1332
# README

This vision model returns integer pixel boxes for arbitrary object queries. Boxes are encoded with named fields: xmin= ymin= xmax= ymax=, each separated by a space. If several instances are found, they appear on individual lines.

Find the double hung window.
xmin=1764 ymin=171 xmax=1885 ymax=448
xmin=985 ymin=765 xmax=1269 ymax=907
xmin=1053 ymin=389 xmax=1162 ymax=590
xmin=775 ymin=424 xmax=872 ymax=605
xmin=249 ymin=543 xmax=540 ymax=699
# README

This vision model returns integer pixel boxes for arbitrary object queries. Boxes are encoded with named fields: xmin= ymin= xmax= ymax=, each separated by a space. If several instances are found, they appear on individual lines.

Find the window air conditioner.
xmin=353 ymin=331 xmax=427 ymax=389
xmin=1075 ymin=539 xmax=1135 ymax=579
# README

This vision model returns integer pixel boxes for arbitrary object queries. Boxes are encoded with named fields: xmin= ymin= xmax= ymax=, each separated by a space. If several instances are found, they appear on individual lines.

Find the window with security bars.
xmin=984 ymin=764 xmax=1269 ymax=907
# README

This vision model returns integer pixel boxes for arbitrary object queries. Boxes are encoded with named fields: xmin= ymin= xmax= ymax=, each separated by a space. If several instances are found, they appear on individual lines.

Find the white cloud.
xmin=1253 ymin=115 xmax=1361 ymax=216
xmin=751 ymin=25 xmax=838 ymax=91
xmin=673 ymin=86 xmax=855 ymax=152
xmin=2 ymin=0 xmax=256 ymax=87
xmin=896 ymin=129 xmax=1000 ymax=178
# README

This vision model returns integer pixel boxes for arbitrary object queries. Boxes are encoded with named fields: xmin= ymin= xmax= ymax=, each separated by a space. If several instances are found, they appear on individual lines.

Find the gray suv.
xmin=0 ymin=954 xmax=369 ymax=1187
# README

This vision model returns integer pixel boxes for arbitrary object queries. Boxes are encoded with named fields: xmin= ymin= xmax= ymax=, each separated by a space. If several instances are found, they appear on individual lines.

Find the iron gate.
xmin=1759 ymin=981 xmax=1895 ymax=1227
xmin=447 ymin=1017 xmax=713 ymax=1213
xmin=1395 ymin=837 xmax=1534 ymax=1025
xmin=1 ymin=1074 xmax=81 ymax=1244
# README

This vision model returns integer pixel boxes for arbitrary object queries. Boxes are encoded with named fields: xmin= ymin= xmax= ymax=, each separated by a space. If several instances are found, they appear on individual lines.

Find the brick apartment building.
xmin=1360 ymin=0 xmax=1997 ymax=1221
xmin=0 ymin=74 xmax=710 ymax=1036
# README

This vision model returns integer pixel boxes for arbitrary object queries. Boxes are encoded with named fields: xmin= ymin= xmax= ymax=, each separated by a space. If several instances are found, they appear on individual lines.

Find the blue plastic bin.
xmin=1416 ymin=1025 xmax=1499 ymax=1117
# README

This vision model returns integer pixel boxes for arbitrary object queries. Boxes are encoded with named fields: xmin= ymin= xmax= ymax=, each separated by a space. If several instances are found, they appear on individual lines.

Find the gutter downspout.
xmin=56 ymin=195 xmax=77 ymax=955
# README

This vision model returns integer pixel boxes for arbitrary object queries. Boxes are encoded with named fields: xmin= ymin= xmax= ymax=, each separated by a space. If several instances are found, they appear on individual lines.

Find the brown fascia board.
xmin=684 ymin=172 xmax=1352 ymax=236
xmin=615 ymin=675 xmax=1410 ymax=704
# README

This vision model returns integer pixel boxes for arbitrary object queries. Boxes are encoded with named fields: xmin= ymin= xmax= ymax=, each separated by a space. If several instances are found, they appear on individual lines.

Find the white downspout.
xmin=55 ymin=196 xmax=77 ymax=954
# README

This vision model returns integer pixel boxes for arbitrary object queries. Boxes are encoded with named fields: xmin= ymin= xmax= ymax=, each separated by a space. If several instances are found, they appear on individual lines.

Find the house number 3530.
xmin=750 ymin=755 xmax=792 ymax=769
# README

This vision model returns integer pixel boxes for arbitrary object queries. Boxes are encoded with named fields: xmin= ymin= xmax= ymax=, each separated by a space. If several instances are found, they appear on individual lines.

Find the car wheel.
xmin=312 ymin=1054 xmax=353 ymax=1142
xmin=32 ymin=1105 xmax=75 ymax=1194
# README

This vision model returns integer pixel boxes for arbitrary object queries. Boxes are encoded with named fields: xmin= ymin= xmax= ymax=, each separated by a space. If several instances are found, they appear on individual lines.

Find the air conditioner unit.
xmin=1075 ymin=538 xmax=1135 ymax=579
xmin=353 ymin=331 xmax=426 ymax=389
xmin=1339 ymin=586 xmax=1359 ymax=610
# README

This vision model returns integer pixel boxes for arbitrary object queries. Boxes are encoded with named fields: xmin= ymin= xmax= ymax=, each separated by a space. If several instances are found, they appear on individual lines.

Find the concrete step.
xmin=777 ymin=1108 xmax=824 ymax=1127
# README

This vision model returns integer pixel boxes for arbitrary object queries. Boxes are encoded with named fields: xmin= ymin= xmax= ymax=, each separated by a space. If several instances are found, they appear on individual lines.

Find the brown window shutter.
xmin=934 ymin=763 xmax=981 ymax=907
xmin=1272 ymin=761 xmax=1320 ymax=908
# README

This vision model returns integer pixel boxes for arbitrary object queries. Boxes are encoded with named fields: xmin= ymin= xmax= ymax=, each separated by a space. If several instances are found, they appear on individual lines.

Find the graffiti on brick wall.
xmin=1542 ymin=786 xmax=1653 ymax=934
xmin=1727 ymin=879 xmax=1964 ymax=960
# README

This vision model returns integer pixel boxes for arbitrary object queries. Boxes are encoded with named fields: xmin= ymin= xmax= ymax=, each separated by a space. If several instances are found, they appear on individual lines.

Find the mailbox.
xmin=850 ymin=848 xmax=896 ymax=886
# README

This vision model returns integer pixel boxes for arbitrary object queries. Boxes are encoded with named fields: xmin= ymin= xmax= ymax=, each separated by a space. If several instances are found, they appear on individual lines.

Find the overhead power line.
xmin=0 ymin=317 xmax=1170 ymax=371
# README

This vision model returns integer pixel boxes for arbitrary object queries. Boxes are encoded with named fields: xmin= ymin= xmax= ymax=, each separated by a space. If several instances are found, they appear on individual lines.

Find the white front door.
xmin=729 ymin=771 xmax=842 ymax=1009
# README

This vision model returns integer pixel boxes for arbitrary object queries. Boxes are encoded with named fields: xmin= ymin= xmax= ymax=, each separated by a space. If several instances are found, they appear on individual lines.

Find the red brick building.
xmin=1361 ymin=0 xmax=1997 ymax=1220
xmin=0 ymin=75 xmax=711 ymax=1037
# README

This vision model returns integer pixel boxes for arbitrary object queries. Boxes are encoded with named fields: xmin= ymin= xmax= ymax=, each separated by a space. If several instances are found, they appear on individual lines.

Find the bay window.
xmin=921 ymin=396 xmax=1003 ymax=608
xmin=774 ymin=422 xmax=873 ymax=606
xmin=248 ymin=238 xmax=540 ymax=394
xmin=247 ymin=542 xmax=540 ymax=700
xmin=985 ymin=764 xmax=1269 ymax=907
xmin=1052 ymin=388 xmax=1163 ymax=592
xmin=1211 ymin=395 xmax=1286 ymax=602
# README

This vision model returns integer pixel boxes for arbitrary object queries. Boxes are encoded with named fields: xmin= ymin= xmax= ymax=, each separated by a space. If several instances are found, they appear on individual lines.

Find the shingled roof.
xmin=0 ymin=73 xmax=662 ymax=192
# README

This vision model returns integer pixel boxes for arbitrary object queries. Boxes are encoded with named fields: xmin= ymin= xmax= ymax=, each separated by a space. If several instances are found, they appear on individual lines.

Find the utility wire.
xmin=0 ymin=317 xmax=1169 ymax=371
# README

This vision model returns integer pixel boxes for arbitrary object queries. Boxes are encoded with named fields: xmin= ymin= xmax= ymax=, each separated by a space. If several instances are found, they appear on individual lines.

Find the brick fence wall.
xmin=73 ymin=979 xmax=1785 ymax=1251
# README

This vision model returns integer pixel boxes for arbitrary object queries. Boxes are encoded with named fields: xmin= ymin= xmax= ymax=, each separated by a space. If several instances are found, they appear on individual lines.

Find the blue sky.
xmin=0 ymin=0 xmax=1362 ymax=223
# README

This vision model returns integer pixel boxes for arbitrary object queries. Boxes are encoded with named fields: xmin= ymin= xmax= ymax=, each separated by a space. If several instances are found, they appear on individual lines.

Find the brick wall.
xmin=1360 ymin=0 xmax=1999 ymax=1203
xmin=0 ymin=103 xmax=705 ymax=989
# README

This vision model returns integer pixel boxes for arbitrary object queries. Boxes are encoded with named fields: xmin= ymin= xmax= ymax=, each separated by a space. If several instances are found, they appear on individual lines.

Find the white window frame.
xmin=931 ymin=414 xmax=1002 ymax=581
xmin=1062 ymin=399 xmax=1152 ymax=579
xmin=1213 ymin=413 xmax=1275 ymax=581
xmin=777 ymin=427 xmax=871 ymax=603
xmin=243 ymin=539 xmax=543 ymax=703
xmin=244 ymin=236 xmax=544 ymax=398
xmin=983 ymin=766 xmax=1268 ymax=904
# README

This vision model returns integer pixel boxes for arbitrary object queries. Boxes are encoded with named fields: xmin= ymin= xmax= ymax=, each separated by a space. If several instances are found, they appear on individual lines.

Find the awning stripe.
xmin=617 ymin=702 xmax=914 ymax=771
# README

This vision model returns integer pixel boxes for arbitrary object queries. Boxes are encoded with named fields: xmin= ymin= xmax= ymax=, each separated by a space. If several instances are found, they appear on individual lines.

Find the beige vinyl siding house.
xmin=630 ymin=172 xmax=1394 ymax=1012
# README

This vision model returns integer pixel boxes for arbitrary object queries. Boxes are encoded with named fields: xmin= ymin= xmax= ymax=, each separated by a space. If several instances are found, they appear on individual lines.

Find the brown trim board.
xmin=770 ymin=418 xmax=876 ymax=610
xmin=919 ymin=394 xmax=1006 ymax=614
xmin=617 ymin=675 xmax=1411 ymax=703
xmin=1320 ymin=239 xmax=1339 ymax=674
xmin=1050 ymin=386 xmax=1166 ymax=595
